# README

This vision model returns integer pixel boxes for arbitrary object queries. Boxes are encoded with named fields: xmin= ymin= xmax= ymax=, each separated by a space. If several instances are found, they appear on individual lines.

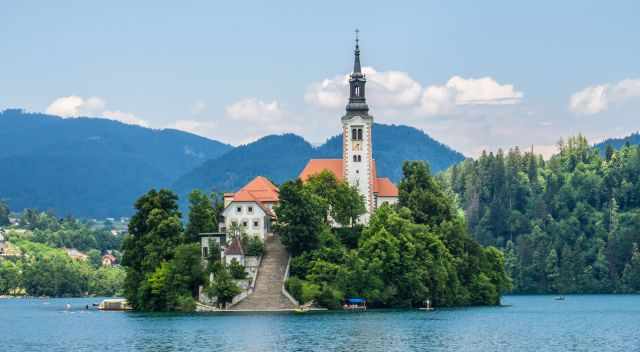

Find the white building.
xmin=299 ymin=35 xmax=399 ymax=223
xmin=220 ymin=176 xmax=279 ymax=241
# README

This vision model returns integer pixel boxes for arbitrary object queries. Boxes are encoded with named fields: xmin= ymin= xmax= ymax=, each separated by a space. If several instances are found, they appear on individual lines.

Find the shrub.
xmin=228 ymin=259 xmax=247 ymax=280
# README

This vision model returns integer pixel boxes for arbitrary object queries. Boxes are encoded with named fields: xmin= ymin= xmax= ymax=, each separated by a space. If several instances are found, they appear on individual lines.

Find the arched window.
xmin=355 ymin=86 xmax=360 ymax=96
xmin=352 ymin=128 xmax=357 ymax=140
xmin=357 ymin=128 xmax=363 ymax=141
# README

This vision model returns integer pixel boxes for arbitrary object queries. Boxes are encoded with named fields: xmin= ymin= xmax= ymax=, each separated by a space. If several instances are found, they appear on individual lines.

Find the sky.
xmin=2 ymin=0 xmax=640 ymax=157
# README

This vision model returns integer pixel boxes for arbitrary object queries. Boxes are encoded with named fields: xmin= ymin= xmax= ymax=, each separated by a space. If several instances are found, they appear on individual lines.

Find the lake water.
xmin=2 ymin=295 xmax=639 ymax=351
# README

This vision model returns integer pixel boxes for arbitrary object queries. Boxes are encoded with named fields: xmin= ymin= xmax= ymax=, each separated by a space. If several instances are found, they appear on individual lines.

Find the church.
xmin=211 ymin=35 xmax=399 ymax=243
xmin=299 ymin=34 xmax=399 ymax=222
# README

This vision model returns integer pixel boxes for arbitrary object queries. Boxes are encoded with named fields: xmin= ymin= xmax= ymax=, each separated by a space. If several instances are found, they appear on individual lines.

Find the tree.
xmin=0 ymin=200 xmax=10 ymax=226
xmin=121 ymin=189 xmax=183 ymax=310
xmin=185 ymin=190 xmax=218 ymax=243
xmin=228 ymin=259 xmax=247 ymax=279
xmin=399 ymin=161 xmax=454 ymax=225
xmin=87 ymin=249 xmax=102 ymax=268
xmin=205 ymin=268 xmax=241 ymax=309
xmin=0 ymin=260 xmax=20 ymax=295
xmin=621 ymin=244 xmax=640 ymax=293
xmin=89 ymin=266 xmax=126 ymax=296
xmin=274 ymin=180 xmax=326 ymax=256
xmin=305 ymin=171 xmax=366 ymax=226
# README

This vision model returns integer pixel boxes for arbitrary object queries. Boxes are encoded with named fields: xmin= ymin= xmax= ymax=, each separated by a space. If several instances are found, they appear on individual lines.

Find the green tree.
xmin=0 ymin=200 xmax=10 ymax=226
xmin=205 ymin=268 xmax=241 ymax=309
xmin=621 ymin=244 xmax=640 ymax=293
xmin=274 ymin=180 xmax=326 ymax=256
xmin=87 ymin=249 xmax=102 ymax=268
xmin=121 ymin=189 xmax=183 ymax=310
xmin=228 ymin=259 xmax=247 ymax=279
xmin=0 ymin=260 xmax=21 ymax=295
xmin=89 ymin=266 xmax=126 ymax=296
xmin=399 ymin=161 xmax=454 ymax=225
xmin=185 ymin=190 xmax=218 ymax=243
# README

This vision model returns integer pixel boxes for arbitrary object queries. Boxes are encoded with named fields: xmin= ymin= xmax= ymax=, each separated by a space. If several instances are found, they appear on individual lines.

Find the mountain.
xmin=0 ymin=109 xmax=232 ymax=217
xmin=174 ymin=123 xmax=465 ymax=195
xmin=595 ymin=132 xmax=640 ymax=152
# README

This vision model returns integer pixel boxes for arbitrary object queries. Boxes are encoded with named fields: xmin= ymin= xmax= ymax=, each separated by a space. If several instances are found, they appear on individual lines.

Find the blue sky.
xmin=2 ymin=1 xmax=640 ymax=156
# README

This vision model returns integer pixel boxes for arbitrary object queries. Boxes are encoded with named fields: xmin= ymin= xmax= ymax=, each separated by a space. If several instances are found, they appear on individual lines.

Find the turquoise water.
xmin=2 ymin=295 xmax=639 ymax=351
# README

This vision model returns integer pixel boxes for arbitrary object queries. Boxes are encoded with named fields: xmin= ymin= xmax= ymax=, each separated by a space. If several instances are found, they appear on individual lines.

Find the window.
xmin=247 ymin=206 xmax=253 ymax=213
xmin=253 ymin=220 xmax=259 ymax=228
xmin=236 ymin=206 xmax=242 ymax=213
xmin=351 ymin=127 xmax=363 ymax=141
xmin=353 ymin=155 xmax=357 ymax=162
xmin=353 ymin=155 xmax=362 ymax=162
xmin=202 ymin=247 xmax=209 ymax=258
xmin=242 ymin=221 xmax=248 ymax=227
xmin=355 ymin=86 xmax=360 ymax=96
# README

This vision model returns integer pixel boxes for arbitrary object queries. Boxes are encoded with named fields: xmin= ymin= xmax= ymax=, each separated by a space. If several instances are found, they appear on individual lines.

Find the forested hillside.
xmin=445 ymin=135 xmax=640 ymax=293
xmin=0 ymin=109 xmax=232 ymax=217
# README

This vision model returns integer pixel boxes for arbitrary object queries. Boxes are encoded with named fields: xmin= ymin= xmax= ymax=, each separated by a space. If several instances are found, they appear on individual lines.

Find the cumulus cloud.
xmin=46 ymin=96 xmax=106 ymax=117
xmin=305 ymin=68 xmax=522 ymax=117
xmin=46 ymin=95 xmax=147 ymax=127
xmin=569 ymin=79 xmax=640 ymax=115
xmin=419 ymin=76 xmax=523 ymax=115
xmin=304 ymin=67 xmax=422 ymax=110
xmin=225 ymin=98 xmax=285 ymax=123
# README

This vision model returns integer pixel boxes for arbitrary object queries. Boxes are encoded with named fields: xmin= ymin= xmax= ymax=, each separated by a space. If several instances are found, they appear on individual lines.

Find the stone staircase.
xmin=230 ymin=235 xmax=297 ymax=310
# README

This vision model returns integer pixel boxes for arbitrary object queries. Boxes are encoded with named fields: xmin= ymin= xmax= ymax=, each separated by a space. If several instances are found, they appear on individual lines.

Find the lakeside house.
xmin=221 ymin=176 xmax=279 ymax=241
xmin=65 ymin=248 xmax=88 ymax=261
xmin=101 ymin=253 xmax=117 ymax=267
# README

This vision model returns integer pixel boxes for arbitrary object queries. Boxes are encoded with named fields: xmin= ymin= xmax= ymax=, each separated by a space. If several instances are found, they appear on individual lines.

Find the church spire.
xmin=346 ymin=29 xmax=369 ymax=115
xmin=353 ymin=29 xmax=362 ymax=75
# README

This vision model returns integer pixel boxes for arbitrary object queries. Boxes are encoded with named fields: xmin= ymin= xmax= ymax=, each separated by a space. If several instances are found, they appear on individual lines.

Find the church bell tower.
xmin=342 ymin=30 xmax=374 ymax=221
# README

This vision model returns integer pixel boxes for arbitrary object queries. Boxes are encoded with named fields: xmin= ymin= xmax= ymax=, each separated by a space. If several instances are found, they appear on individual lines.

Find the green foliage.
xmin=274 ymin=180 xmax=326 ymax=256
xmin=399 ymin=161 xmax=454 ymax=225
xmin=14 ymin=210 xmax=122 ymax=253
xmin=305 ymin=171 xmax=366 ymax=226
xmin=21 ymin=253 xmax=91 ymax=297
xmin=228 ymin=259 xmax=248 ymax=280
xmin=121 ymin=189 xmax=185 ymax=310
xmin=0 ymin=260 xmax=20 ymax=295
xmin=446 ymin=136 xmax=640 ymax=293
xmin=205 ymin=267 xmax=241 ymax=309
xmin=185 ymin=190 xmax=221 ymax=243
xmin=621 ymin=244 xmax=640 ymax=293
xmin=242 ymin=235 xmax=265 ymax=257
xmin=281 ymin=161 xmax=510 ymax=308
xmin=89 ymin=266 xmax=126 ymax=296
xmin=0 ymin=200 xmax=9 ymax=226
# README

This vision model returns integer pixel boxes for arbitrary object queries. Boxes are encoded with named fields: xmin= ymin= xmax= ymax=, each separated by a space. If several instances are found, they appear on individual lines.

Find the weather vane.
xmin=355 ymin=28 xmax=359 ymax=45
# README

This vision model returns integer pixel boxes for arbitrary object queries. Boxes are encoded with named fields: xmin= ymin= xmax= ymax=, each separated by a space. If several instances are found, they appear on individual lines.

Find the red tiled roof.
xmin=225 ymin=176 xmax=279 ymax=217
xmin=375 ymin=177 xmax=399 ymax=197
xmin=224 ymin=237 xmax=244 ymax=256
xmin=298 ymin=159 xmax=344 ymax=181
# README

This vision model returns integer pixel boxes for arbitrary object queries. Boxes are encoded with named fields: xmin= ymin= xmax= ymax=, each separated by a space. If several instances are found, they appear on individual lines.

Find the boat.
xmin=418 ymin=299 xmax=434 ymax=311
xmin=343 ymin=298 xmax=367 ymax=311
xmin=98 ymin=298 xmax=133 ymax=311
xmin=554 ymin=296 xmax=565 ymax=301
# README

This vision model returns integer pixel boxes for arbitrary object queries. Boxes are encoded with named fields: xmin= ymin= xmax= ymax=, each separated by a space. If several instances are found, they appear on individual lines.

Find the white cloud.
xmin=46 ymin=95 xmax=147 ymax=127
xmin=570 ymin=79 xmax=640 ymax=115
xmin=419 ymin=76 xmax=523 ymax=115
xmin=304 ymin=66 xmax=422 ymax=110
xmin=46 ymin=95 xmax=106 ymax=117
xmin=102 ymin=110 xmax=149 ymax=127
xmin=305 ymin=69 xmax=522 ymax=117
xmin=225 ymin=98 xmax=285 ymax=123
